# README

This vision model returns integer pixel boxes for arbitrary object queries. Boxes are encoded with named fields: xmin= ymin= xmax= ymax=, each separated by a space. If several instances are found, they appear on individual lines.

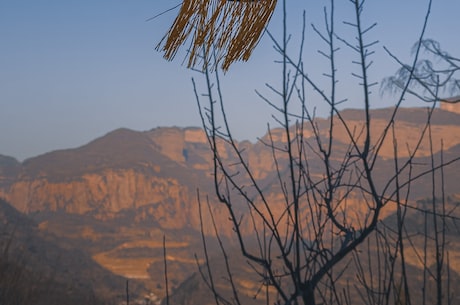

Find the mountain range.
xmin=0 ymin=106 xmax=459 ymax=304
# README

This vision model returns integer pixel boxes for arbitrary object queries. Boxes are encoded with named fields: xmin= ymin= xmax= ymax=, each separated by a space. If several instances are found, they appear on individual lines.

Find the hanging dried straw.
xmin=157 ymin=0 xmax=277 ymax=71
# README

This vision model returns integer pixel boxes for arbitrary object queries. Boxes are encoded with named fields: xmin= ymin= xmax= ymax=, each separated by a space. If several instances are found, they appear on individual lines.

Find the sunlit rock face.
xmin=4 ymin=170 xmax=193 ymax=221
xmin=1 ymin=107 xmax=460 ymax=226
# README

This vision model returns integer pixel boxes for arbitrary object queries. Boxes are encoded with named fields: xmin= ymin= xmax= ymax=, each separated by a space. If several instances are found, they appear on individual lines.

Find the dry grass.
xmin=158 ymin=0 xmax=277 ymax=71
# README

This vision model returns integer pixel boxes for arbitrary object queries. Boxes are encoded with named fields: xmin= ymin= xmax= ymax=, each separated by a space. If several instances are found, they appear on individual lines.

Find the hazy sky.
xmin=1 ymin=1 xmax=459 ymax=161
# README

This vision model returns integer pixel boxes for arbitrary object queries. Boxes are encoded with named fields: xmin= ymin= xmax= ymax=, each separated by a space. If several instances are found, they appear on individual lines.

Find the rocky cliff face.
xmin=5 ymin=169 xmax=199 ymax=227
xmin=1 ymin=107 xmax=460 ymax=226
xmin=0 ymin=128 xmax=220 ymax=231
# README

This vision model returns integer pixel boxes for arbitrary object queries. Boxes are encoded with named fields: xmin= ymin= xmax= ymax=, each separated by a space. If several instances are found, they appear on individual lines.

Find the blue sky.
xmin=1 ymin=1 xmax=459 ymax=161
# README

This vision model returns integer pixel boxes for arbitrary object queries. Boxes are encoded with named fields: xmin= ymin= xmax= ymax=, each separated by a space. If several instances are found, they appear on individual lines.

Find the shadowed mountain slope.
xmin=0 ymin=197 xmax=146 ymax=304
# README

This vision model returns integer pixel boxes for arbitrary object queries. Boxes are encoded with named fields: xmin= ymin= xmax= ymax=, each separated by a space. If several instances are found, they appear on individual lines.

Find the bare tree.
xmin=161 ymin=0 xmax=460 ymax=304
xmin=382 ymin=39 xmax=460 ymax=102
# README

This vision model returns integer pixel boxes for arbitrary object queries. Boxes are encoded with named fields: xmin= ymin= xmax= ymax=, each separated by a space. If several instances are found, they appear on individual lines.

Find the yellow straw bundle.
xmin=157 ymin=0 xmax=277 ymax=71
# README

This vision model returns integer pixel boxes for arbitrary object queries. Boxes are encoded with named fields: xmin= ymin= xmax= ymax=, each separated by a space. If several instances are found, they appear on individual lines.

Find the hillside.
xmin=0 ymin=198 xmax=146 ymax=305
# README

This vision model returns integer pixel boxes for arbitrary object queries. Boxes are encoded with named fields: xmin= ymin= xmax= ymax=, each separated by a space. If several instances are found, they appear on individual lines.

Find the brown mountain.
xmin=3 ymin=107 xmax=460 ymax=216
xmin=0 ymin=106 xmax=459 ymax=302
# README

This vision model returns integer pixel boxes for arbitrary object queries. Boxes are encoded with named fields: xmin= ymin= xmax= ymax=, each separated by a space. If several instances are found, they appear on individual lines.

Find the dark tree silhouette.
xmin=161 ymin=1 xmax=460 ymax=304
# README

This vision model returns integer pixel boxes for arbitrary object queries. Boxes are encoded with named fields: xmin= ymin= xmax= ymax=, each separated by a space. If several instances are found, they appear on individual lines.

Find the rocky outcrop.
xmin=4 ymin=169 xmax=197 ymax=226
